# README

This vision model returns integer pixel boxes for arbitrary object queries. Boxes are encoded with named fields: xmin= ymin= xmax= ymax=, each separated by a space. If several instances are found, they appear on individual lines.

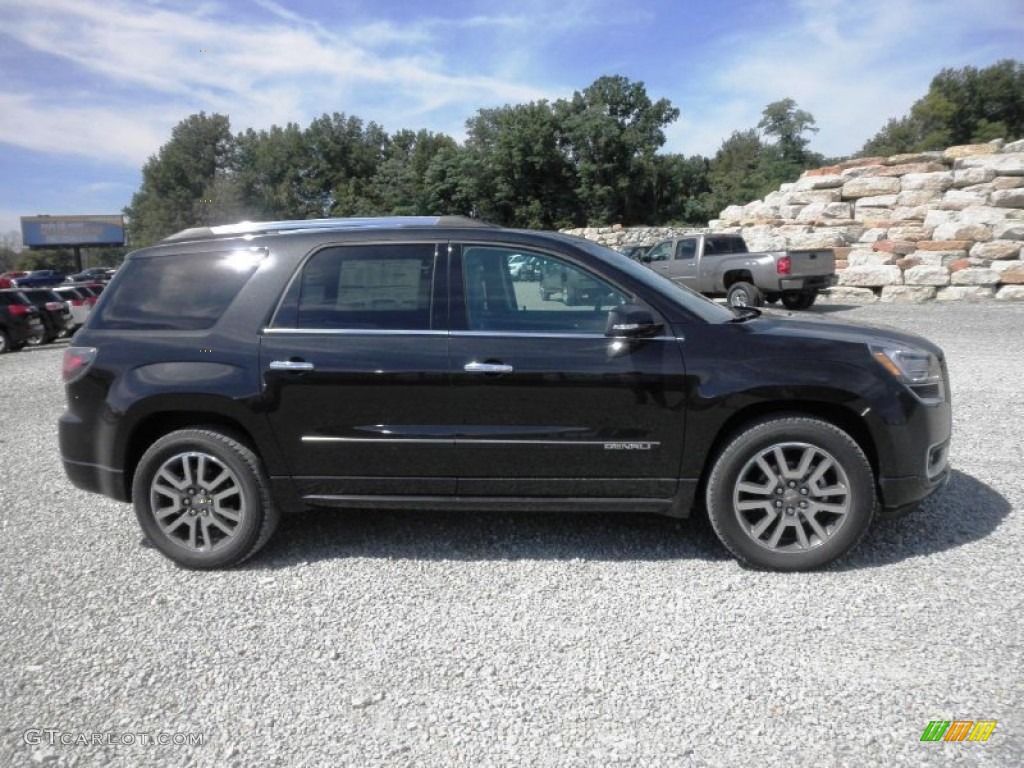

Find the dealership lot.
xmin=2 ymin=302 xmax=1022 ymax=767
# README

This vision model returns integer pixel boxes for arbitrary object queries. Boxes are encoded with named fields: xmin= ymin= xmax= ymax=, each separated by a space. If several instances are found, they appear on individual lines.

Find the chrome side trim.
xmin=263 ymin=328 xmax=448 ymax=336
xmin=262 ymin=328 xmax=679 ymax=341
xmin=302 ymin=436 xmax=661 ymax=447
xmin=302 ymin=437 xmax=453 ymax=444
xmin=451 ymin=331 xmax=678 ymax=341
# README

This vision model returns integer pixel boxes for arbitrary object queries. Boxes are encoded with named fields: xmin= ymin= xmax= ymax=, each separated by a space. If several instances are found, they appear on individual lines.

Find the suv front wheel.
xmin=132 ymin=429 xmax=279 ymax=569
xmin=705 ymin=416 xmax=874 ymax=571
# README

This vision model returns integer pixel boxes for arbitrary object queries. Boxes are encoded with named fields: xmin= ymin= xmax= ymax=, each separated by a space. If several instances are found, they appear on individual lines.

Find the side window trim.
xmin=268 ymin=241 xmax=443 ymax=332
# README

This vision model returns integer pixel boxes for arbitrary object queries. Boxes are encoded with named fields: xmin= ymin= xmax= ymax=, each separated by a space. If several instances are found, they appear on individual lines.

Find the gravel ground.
xmin=1 ymin=301 xmax=1022 ymax=767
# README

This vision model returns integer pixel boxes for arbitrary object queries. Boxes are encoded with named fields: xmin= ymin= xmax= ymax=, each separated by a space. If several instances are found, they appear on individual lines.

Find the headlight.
xmin=870 ymin=345 xmax=945 ymax=403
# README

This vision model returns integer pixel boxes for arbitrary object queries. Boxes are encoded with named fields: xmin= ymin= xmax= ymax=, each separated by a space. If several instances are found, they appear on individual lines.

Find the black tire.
xmin=705 ymin=416 xmax=875 ymax=571
xmin=781 ymin=291 xmax=817 ymax=310
xmin=0 ymin=329 xmax=9 ymax=354
xmin=540 ymin=288 xmax=551 ymax=301
xmin=727 ymin=281 xmax=763 ymax=309
xmin=26 ymin=333 xmax=45 ymax=347
xmin=565 ymin=286 xmax=579 ymax=305
xmin=132 ymin=429 xmax=280 ymax=569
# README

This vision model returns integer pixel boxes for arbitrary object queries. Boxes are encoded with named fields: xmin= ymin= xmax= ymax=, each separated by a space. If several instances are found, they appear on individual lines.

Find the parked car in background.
xmin=17 ymin=288 xmax=74 ymax=344
xmin=642 ymin=233 xmax=836 ymax=310
xmin=0 ymin=289 xmax=45 ymax=352
xmin=509 ymin=255 xmax=543 ymax=281
xmin=67 ymin=267 xmax=116 ymax=283
xmin=12 ymin=269 xmax=67 ymax=288
xmin=0 ymin=271 xmax=29 ymax=289
xmin=53 ymin=286 xmax=94 ymax=330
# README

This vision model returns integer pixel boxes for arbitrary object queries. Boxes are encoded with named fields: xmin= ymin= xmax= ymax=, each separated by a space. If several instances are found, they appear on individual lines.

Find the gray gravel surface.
xmin=2 ymin=302 xmax=1022 ymax=767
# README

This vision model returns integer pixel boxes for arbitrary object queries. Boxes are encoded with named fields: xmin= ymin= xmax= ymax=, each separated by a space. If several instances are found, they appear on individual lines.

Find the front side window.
xmin=296 ymin=244 xmax=436 ymax=330
xmin=95 ymin=249 xmax=266 ymax=330
xmin=462 ymin=246 xmax=627 ymax=333
xmin=646 ymin=241 xmax=673 ymax=262
xmin=676 ymin=240 xmax=696 ymax=260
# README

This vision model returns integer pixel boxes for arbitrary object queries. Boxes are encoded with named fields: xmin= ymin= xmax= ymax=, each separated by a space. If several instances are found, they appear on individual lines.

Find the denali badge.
xmin=604 ymin=442 xmax=655 ymax=451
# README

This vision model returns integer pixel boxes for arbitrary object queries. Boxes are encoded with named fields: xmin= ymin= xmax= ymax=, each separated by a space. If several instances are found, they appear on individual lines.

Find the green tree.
xmin=706 ymin=129 xmax=769 ymax=212
xmin=234 ymin=122 xmax=316 ymax=219
xmin=459 ymin=101 xmax=580 ymax=228
xmin=124 ymin=112 xmax=237 ymax=247
xmin=370 ymin=129 xmax=460 ymax=215
xmin=554 ymin=75 xmax=680 ymax=225
xmin=304 ymin=113 xmax=389 ymax=216
xmin=758 ymin=98 xmax=819 ymax=165
xmin=862 ymin=59 xmax=1024 ymax=155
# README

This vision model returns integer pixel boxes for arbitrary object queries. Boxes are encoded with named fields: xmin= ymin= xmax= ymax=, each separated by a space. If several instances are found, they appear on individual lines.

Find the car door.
xmin=669 ymin=239 xmax=699 ymax=289
xmin=644 ymin=240 xmax=675 ymax=282
xmin=261 ymin=241 xmax=456 ymax=499
xmin=449 ymin=242 xmax=687 ymax=502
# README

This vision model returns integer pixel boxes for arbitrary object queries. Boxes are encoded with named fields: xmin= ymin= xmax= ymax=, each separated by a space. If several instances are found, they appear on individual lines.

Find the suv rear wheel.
xmin=132 ymin=429 xmax=279 ymax=569
xmin=705 ymin=416 xmax=874 ymax=571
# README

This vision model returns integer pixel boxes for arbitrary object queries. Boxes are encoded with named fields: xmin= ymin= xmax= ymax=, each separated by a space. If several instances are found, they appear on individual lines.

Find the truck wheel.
xmin=782 ymin=291 xmax=817 ymax=310
xmin=705 ymin=416 xmax=875 ymax=571
xmin=0 ymin=330 xmax=10 ymax=354
xmin=727 ymin=282 xmax=762 ymax=308
xmin=540 ymin=287 xmax=552 ymax=301
xmin=565 ymin=286 xmax=579 ymax=306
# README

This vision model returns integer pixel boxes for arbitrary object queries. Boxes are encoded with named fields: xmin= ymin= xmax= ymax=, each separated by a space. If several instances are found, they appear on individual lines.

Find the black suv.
xmin=59 ymin=217 xmax=952 ymax=570
xmin=0 ymin=290 xmax=45 ymax=352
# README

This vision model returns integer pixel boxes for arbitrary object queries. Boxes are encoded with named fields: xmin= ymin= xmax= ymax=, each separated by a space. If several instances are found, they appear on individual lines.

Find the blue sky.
xmin=1 ymin=0 xmax=1022 ymax=240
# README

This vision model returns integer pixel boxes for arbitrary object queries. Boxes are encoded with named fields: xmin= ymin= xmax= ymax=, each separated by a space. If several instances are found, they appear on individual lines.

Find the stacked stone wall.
xmin=561 ymin=138 xmax=1024 ymax=302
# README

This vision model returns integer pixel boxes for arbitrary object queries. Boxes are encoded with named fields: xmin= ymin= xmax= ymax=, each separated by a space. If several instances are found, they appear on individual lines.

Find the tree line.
xmin=121 ymin=61 xmax=1024 ymax=248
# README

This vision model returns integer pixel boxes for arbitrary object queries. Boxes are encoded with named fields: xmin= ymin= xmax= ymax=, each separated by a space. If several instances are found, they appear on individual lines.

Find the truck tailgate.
xmin=788 ymin=249 xmax=834 ymax=276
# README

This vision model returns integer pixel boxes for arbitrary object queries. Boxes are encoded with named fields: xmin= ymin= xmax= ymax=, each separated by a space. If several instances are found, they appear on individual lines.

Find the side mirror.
xmin=605 ymin=304 xmax=663 ymax=338
xmin=641 ymin=254 xmax=652 ymax=263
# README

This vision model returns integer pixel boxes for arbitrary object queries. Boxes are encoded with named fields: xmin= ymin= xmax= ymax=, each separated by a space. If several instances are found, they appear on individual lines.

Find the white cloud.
xmin=0 ymin=92 xmax=170 ymax=165
xmin=0 ymin=0 xmax=552 ymax=165
xmin=663 ymin=0 xmax=1024 ymax=158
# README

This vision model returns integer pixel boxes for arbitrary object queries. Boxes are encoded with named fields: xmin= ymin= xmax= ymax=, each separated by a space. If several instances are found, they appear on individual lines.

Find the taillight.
xmin=62 ymin=347 xmax=97 ymax=384
xmin=8 ymin=304 xmax=31 ymax=317
xmin=69 ymin=298 xmax=85 ymax=307
xmin=45 ymin=301 xmax=64 ymax=311
xmin=85 ymin=296 xmax=98 ymax=306
xmin=777 ymin=256 xmax=791 ymax=275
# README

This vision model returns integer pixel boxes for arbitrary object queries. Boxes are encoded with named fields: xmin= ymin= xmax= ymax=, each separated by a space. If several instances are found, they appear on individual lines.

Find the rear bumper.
xmin=778 ymin=275 xmax=837 ymax=291
xmin=61 ymin=455 xmax=128 ymax=501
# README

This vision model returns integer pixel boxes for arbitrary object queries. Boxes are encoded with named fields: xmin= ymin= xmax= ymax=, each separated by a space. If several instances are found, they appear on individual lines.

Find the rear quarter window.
xmin=94 ymin=249 xmax=266 ymax=330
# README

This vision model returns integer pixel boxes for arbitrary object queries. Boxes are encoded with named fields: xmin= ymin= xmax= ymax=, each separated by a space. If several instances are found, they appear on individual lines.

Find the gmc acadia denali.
xmin=59 ymin=217 xmax=952 ymax=570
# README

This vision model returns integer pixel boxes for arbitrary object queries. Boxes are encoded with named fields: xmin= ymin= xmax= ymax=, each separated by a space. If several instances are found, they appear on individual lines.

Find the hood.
xmin=745 ymin=310 xmax=945 ymax=358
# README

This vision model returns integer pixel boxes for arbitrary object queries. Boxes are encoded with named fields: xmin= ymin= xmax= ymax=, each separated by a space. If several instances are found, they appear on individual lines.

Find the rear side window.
xmin=95 ymin=249 xmax=266 ymax=330
xmin=291 ymin=244 xmax=436 ymax=330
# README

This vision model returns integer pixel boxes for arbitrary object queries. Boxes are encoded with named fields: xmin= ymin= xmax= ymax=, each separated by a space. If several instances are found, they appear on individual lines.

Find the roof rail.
xmin=161 ymin=215 xmax=497 ymax=243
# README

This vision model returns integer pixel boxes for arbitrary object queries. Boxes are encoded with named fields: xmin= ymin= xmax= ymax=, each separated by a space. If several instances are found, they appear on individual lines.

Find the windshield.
xmin=557 ymin=235 xmax=736 ymax=323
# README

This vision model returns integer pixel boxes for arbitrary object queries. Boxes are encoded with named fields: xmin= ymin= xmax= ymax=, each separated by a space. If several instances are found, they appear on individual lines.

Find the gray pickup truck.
xmin=642 ymin=233 xmax=836 ymax=310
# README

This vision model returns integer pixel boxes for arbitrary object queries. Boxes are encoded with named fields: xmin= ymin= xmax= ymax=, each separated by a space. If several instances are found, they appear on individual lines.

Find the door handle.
xmin=269 ymin=360 xmax=315 ymax=372
xmin=463 ymin=362 xmax=514 ymax=374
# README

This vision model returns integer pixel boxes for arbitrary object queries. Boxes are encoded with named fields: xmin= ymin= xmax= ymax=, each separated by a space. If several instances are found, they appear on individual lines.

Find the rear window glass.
xmin=94 ymin=249 xmax=266 ymax=330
